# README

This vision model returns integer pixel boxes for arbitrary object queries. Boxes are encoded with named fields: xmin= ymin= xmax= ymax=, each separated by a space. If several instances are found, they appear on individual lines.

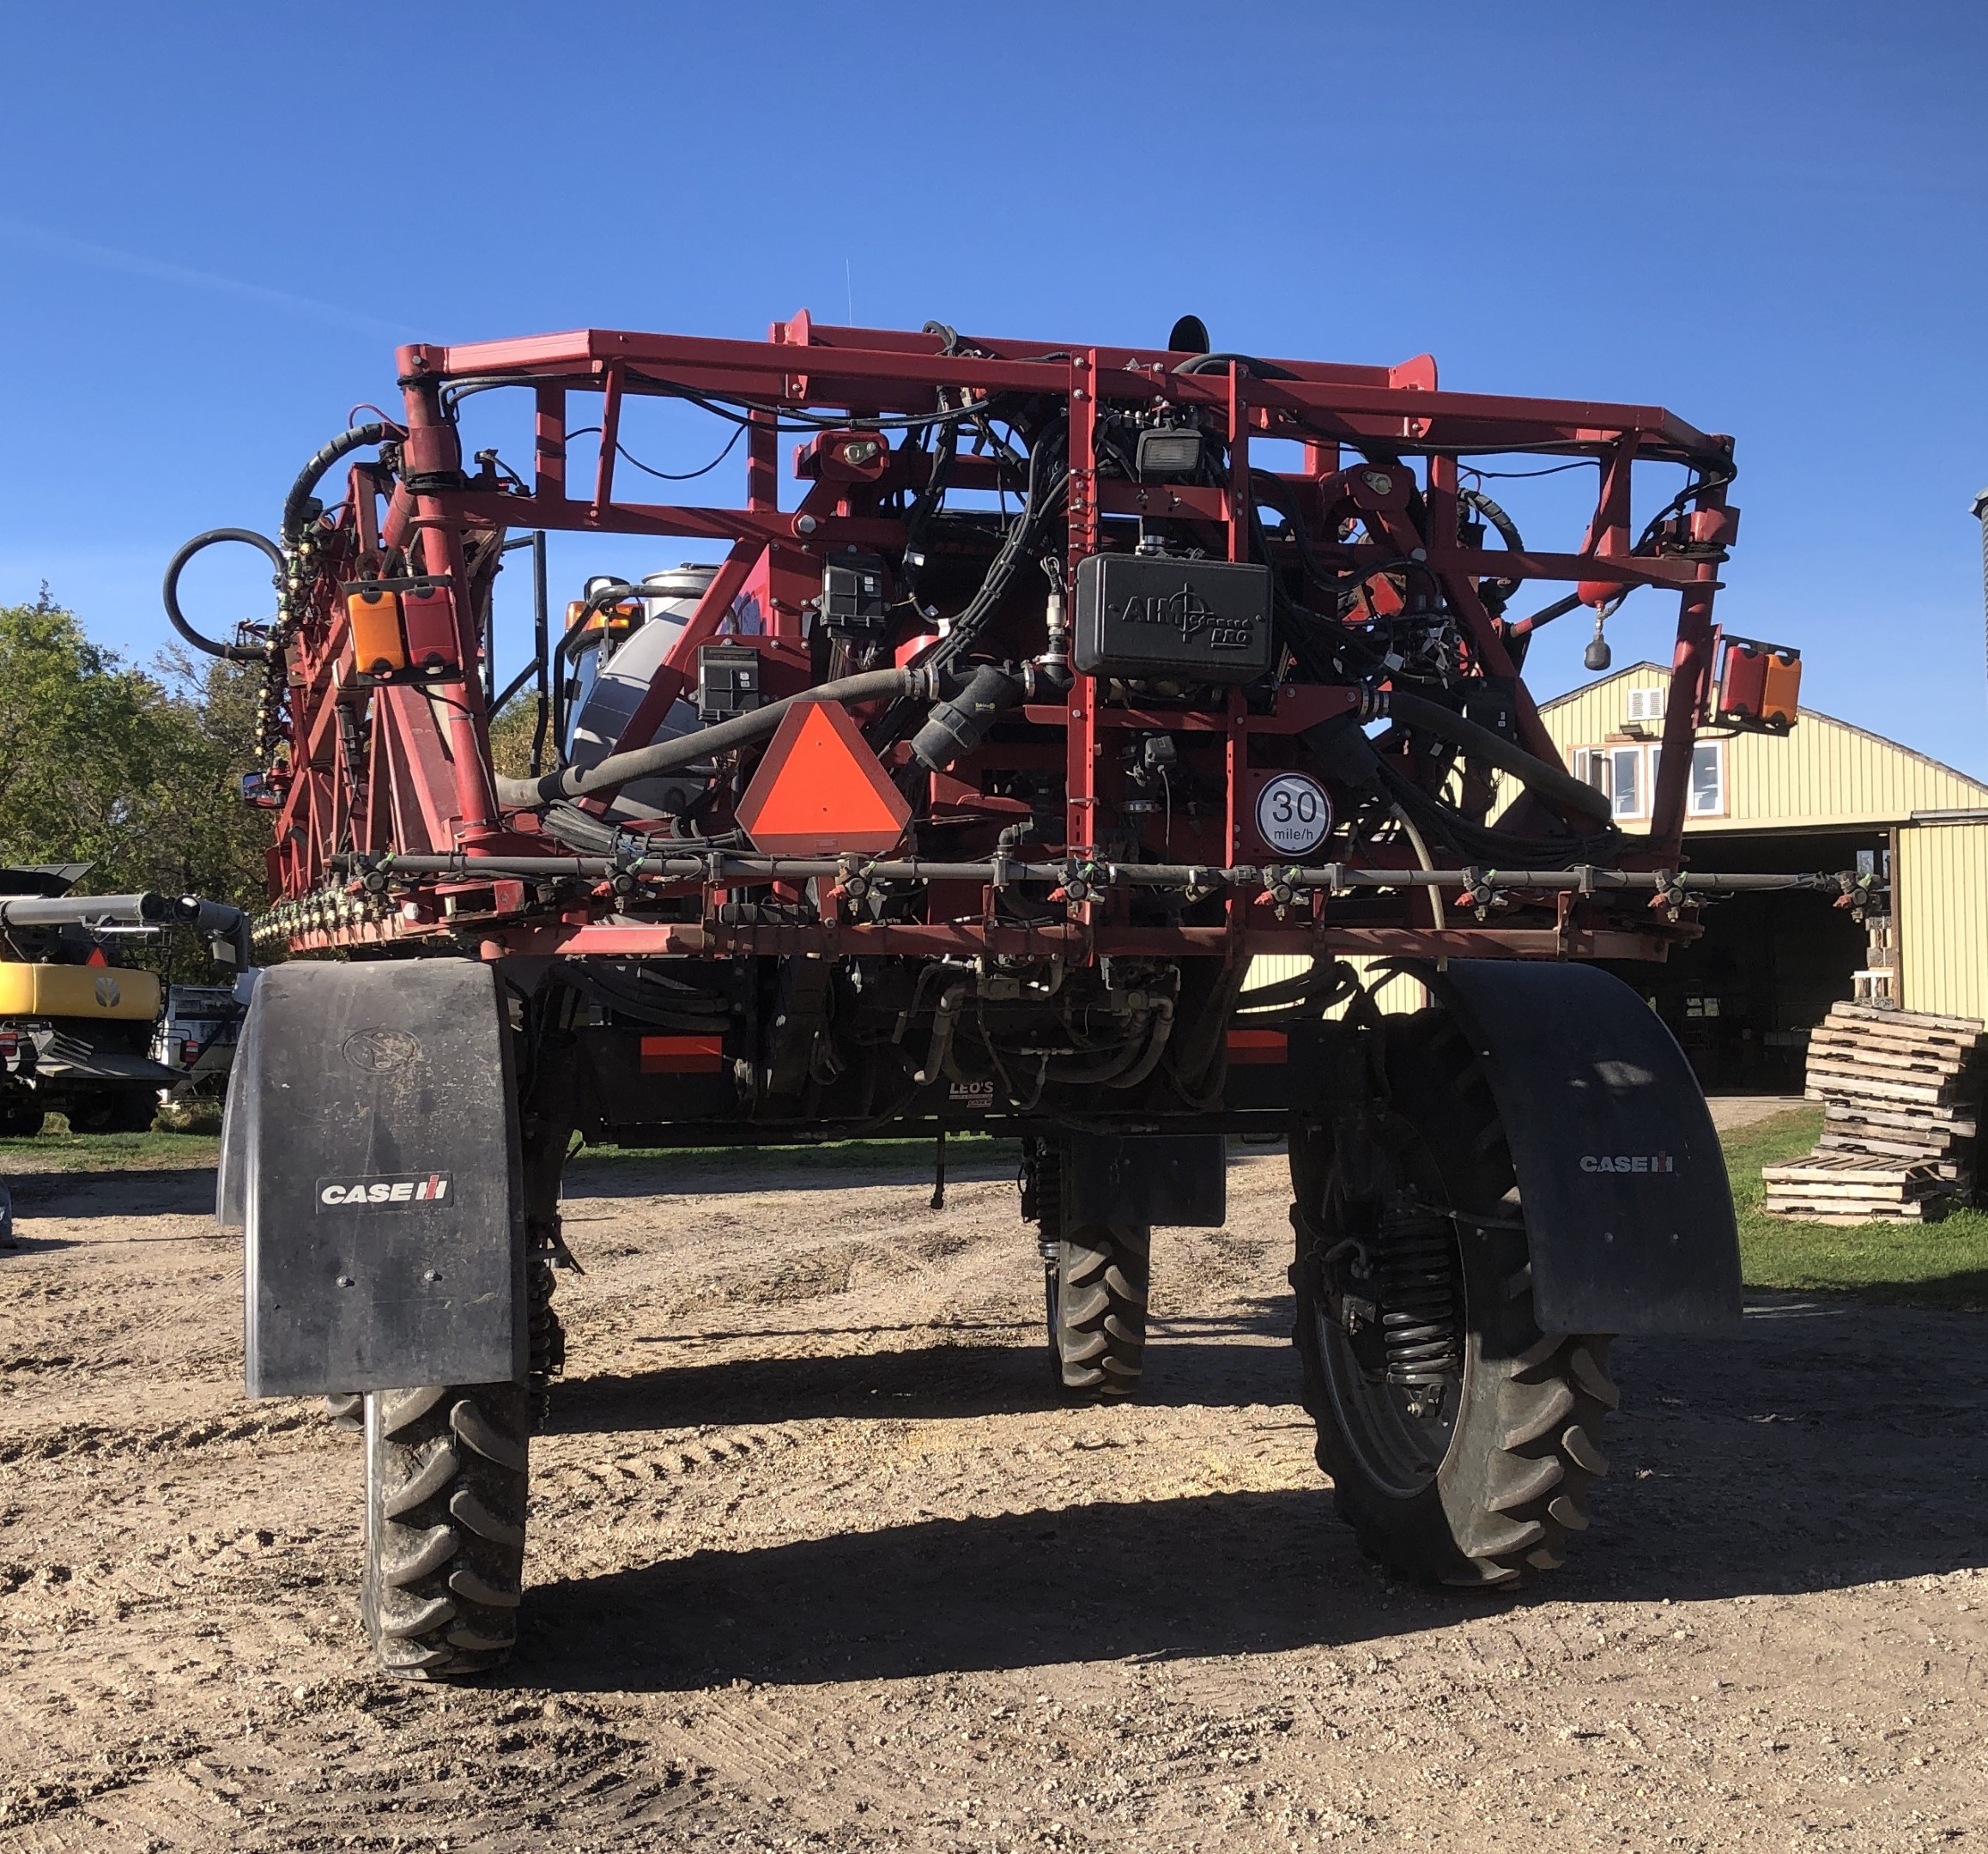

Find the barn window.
xmin=1609 ymin=746 xmax=1644 ymax=819
xmin=1689 ymin=740 xmax=1724 ymax=815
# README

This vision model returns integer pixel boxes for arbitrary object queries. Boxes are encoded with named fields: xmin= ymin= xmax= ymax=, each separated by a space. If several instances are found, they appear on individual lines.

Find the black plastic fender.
xmin=1063 ymin=1131 xmax=1227 ymax=1227
xmin=221 ymin=959 xmax=525 ymax=1397
xmin=1426 ymin=960 xmax=1741 ymax=1336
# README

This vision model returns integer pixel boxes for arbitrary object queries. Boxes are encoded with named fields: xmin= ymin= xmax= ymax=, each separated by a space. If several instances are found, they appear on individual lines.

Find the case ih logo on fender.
xmin=1580 ymin=1153 xmax=1676 ymax=1174
xmin=317 ymin=1172 xmax=452 ymax=1210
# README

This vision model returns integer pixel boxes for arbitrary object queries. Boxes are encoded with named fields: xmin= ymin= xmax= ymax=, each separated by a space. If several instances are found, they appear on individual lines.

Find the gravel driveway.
xmin=1 ymin=1139 xmax=1981 ymax=1851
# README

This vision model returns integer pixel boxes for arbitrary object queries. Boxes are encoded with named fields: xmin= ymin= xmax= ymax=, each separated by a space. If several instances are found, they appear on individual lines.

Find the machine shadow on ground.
xmin=564 ymin=1153 xmax=1022 ymax=1202
xmin=3 ymin=1168 xmax=218 ymax=1215
xmin=557 ymin=1309 xmax=1300 ymax=1430
xmin=524 ymin=1456 xmax=1987 ymax=1697
xmin=524 ymin=1293 xmax=1988 ymax=1694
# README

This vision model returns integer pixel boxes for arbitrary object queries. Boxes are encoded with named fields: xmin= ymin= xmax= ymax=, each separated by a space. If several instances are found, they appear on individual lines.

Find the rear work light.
xmin=1135 ymin=427 xmax=1203 ymax=477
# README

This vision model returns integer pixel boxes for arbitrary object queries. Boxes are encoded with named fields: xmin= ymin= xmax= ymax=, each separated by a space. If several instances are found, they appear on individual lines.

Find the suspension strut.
xmin=1373 ymin=1197 xmax=1461 ymax=1393
xmin=1021 ymin=1136 xmax=1065 ymax=1263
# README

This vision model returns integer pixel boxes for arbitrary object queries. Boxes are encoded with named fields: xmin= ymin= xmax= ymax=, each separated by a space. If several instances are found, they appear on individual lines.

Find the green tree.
xmin=0 ymin=594 xmax=273 ymax=977
xmin=145 ymin=647 xmax=274 ymax=917
xmin=0 ymin=591 xmax=180 ymax=888
xmin=486 ymin=695 xmax=541 ymax=780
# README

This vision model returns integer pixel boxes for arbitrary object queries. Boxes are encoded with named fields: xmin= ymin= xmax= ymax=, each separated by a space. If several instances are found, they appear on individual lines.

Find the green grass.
xmin=0 ymin=1116 xmax=219 ymax=1173
xmin=0 ymin=1124 xmax=1007 ymax=1178
xmin=8 ymin=1098 xmax=1982 ymax=1313
xmin=1726 ymin=1106 xmax=1988 ymax=1312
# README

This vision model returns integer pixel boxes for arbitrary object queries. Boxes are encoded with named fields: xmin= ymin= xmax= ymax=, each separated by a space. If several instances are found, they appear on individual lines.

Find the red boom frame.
xmin=254 ymin=314 xmax=1741 ymax=968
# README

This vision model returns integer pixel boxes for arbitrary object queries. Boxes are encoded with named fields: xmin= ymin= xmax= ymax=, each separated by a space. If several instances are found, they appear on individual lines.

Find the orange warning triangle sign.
xmin=735 ymin=698 xmax=912 ymax=854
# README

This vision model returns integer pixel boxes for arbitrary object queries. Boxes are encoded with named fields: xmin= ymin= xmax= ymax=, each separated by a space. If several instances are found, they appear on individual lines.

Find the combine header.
xmin=174 ymin=313 xmax=1816 ymax=1679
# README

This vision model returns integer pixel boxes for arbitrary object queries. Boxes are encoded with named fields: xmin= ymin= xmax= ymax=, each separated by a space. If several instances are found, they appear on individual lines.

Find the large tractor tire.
xmin=1290 ymin=1007 xmax=1615 ymax=1587
xmin=1046 ymin=1223 xmax=1151 ymax=1397
xmin=361 ymin=1382 xmax=530 ymax=1679
xmin=1028 ymin=1139 xmax=1151 ymax=1397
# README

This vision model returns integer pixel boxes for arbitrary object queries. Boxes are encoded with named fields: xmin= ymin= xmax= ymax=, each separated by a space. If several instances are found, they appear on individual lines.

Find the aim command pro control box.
xmin=1073 ymin=555 xmax=1273 ymax=682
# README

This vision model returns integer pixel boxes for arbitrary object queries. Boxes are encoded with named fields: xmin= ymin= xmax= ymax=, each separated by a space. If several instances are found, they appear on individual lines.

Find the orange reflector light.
xmin=640 ymin=1033 xmax=725 ymax=1074
xmin=1226 ymin=1028 xmax=1288 ymax=1064
xmin=735 ymin=698 xmax=912 ymax=854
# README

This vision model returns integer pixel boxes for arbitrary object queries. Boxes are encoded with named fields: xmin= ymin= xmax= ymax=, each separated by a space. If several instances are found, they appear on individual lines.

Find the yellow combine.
xmin=0 ymin=866 xmax=205 ymax=1136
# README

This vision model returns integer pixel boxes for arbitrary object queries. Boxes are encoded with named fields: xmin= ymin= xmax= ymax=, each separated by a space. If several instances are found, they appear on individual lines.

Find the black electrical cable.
xmin=1460 ymin=459 xmax=1596 ymax=482
xmin=621 ymin=368 xmax=1016 ymax=437
xmin=563 ymin=423 xmax=744 ymax=482
xmin=1378 ymin=760 xmax=1620 ymax=866
xmin=920 ymin=421 xmax=1068 ymax=679
xmin=1633 ymin=464 xmax=1737 ymax=554
xmin=896 ymin=412 xmax=959 ymax=607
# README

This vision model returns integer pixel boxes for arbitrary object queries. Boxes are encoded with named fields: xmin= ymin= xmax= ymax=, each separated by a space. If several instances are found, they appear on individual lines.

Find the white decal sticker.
xmin=1255 ymin=772 xmax=1332 ymax=856
xmin=316 ymin=1172 xmax=452 ymax=1210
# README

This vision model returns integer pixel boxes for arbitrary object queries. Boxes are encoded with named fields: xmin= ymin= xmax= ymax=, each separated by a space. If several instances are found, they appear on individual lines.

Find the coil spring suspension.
xmin=1021 ymin=1137 xmax=1064 ymax=1263
xmin=527 ymin=1247 xmax=566 ymax=1420
xmin=1374 ymin=1200 xmax=1460 ymax=1395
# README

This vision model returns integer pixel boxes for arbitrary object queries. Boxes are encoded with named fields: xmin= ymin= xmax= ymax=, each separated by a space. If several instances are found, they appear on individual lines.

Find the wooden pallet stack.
xmin=1759 ymin=1001 xmax=1985 ymax=1223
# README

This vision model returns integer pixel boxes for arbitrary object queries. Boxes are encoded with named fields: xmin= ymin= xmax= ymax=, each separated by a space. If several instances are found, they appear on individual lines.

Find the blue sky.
xmin=3 ymin=3 xmax=1985 ymax=772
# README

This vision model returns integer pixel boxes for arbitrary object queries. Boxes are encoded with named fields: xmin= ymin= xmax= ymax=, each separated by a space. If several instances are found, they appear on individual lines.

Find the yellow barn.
xmin=1250 ymin=661 xmax=1988 ymax=1092
xmin=1531 ymin=661 xmax=1988 ymax=1087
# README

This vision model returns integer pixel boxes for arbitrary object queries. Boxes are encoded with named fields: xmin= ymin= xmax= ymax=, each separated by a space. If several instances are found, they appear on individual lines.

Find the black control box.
xmin=821 ymin=553 xmax=892 ymax=635
xmin=697 ymin=644 xmax=765 ymax=724
xmin=1072 ymin=554 xmax=1273 ymax=683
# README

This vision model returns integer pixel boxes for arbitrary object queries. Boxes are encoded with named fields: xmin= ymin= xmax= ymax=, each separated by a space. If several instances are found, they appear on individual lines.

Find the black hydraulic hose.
xmin=924 ymin=425 xmax=1066 ymax=679
xmin=1173 ymin=352 xmax=1302 ymax=380
xmin=1505 ymin=591 xmax=1583 ymax=638
xmin=1380 ymin=688 xmax=1614 ymax=827
xmin=1458 ymin=486 xmax=1524 ymax=603
xmin=161 ymin=529 xmax=286 ymax=662
xmin=495 ymin=668 xmax=919 ymax=809
xmin=282 ymin=421 xmax=397 ymax=543
xmin=1379 ymin=760 xmax=1615 ymax=867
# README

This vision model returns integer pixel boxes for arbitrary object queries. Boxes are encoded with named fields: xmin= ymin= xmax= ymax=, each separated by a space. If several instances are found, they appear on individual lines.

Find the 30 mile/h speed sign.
xmin=1254 ymin=772 xmax=1333 ymax=857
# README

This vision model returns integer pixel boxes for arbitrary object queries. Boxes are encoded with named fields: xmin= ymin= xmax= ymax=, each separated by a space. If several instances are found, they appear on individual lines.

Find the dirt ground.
xmin=2 ymin=1128 xmax=1984 ymax=1853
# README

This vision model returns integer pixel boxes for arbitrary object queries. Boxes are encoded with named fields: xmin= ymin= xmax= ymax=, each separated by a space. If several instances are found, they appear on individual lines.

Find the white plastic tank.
xmin=566 ymin=565 xmax=760 ymax=821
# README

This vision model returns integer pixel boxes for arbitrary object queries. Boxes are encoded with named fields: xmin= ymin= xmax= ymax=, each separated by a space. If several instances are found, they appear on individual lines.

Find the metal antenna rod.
xmin=1974 ymin=488 xmax=1988 ymax=730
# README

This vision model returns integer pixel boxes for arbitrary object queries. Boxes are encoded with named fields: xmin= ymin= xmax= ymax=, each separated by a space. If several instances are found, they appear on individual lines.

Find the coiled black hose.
xmin=161 ymin=528 xmax=285 ymax=662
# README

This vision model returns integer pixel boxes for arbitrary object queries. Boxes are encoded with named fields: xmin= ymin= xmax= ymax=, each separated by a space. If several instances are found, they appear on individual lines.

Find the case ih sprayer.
xmin=171 ymin=312 xmax=1820 ymax=1681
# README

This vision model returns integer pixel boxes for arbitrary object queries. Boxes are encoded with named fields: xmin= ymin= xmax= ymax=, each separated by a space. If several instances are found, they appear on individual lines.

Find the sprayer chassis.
xmin=205 ymin=316 xmax=1797 ymax=1679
